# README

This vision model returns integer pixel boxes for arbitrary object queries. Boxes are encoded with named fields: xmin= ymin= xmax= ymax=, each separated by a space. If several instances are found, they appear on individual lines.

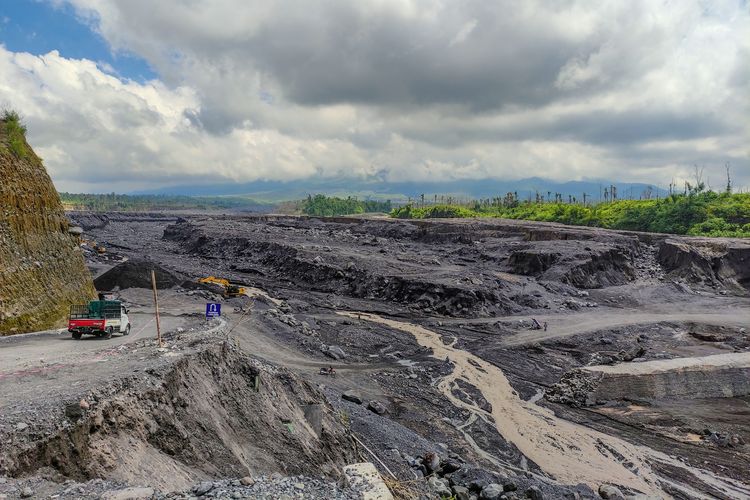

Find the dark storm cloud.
xmin=397 ymin=108 xmax=732 ymax=149
xmin=243 ymin=3 xmax=572 ymax=110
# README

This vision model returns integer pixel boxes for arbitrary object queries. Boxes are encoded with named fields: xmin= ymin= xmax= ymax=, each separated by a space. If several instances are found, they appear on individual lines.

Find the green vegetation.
xmin=1 ymin=109 xmax=29 ymax=159
xmin=60 ymin=192 xmax=265 ymax=211
xmin=391 ymin=190 xmax=750 ymax=237
xmin=301 ymin=194 xmax=392 ymax=216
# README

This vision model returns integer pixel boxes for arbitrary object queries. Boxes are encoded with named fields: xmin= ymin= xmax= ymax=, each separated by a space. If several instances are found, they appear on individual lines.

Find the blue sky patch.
xmin=0 ymin=0 xmax=155 ymax=81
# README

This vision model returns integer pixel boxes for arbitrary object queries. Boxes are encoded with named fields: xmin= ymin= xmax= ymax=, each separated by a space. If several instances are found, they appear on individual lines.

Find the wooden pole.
xmin=151 ymin=269 xmax=163 ymax=346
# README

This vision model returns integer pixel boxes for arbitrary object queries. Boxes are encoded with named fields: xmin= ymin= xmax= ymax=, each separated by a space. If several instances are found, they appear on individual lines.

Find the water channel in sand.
xmin=338 ymin=312 xmax=750 ymax=499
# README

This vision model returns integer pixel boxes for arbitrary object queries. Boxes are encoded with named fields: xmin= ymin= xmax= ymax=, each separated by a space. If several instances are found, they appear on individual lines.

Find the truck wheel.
xmin=123 ymin=324 xmax=131 ymax=336
xmin=104 ymin=327 xmax=113 ymax=339
xmin=72 ymin=332 xmax=82 ymax=340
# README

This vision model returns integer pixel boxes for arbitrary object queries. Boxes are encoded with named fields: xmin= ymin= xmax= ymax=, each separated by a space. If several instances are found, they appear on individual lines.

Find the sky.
xmin=0 ymin=0 xmax=747 ymax=193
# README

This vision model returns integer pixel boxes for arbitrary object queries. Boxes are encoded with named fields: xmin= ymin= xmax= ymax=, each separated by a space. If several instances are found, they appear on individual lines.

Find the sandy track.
xmin=585 ymin=351 xmax=750 ymax=375
xmin=500 ymin=310 xmax=749 ymax=347
xmin=341 ymin=312 xmax=750 ymax=499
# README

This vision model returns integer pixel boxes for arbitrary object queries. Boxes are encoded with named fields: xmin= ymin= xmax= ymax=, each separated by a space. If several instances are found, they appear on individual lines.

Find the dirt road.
xmin=0 ymin=312 xmax=189 ymax=373
xmin=499 ymin=309 xmax=749 ymax=346
xmin=421 ymin=295 xmax=747 ymax=346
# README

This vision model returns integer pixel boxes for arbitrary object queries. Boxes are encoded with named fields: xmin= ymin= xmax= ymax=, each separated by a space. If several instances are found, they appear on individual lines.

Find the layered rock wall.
xmin=548 ymin=352 xmax=750 ymax=406
xmin=657 ymin=238 xmax=750 ymax=291
xmin=0 ymin=119 xmax=96 ymax=334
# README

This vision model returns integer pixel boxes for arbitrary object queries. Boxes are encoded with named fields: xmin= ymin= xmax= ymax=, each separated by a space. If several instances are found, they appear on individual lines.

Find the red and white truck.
xmin=68 ymin=300 xmax=131 ymax=340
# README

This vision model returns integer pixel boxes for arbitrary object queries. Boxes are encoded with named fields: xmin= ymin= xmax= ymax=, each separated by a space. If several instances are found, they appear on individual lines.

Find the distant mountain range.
xmin=134 ymin=177 xmax=669 ymax=203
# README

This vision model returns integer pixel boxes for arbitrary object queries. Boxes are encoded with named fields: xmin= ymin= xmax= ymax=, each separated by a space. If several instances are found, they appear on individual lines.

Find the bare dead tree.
xmin=693 ymin=165 xmax=705 ymax=192
xmin=725 ymin=162 xmax=732 ymax=194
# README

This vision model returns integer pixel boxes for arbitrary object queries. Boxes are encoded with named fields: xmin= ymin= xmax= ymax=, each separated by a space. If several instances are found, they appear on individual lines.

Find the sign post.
xmin=151 ymin=270 xmax=163 ymax=347
xmin=205 ymin=303 xmax=221 ymax=320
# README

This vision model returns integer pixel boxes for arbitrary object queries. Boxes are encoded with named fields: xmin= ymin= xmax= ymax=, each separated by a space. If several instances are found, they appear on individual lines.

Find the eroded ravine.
xmin=338 ymin=312 xmax=750 ymax=499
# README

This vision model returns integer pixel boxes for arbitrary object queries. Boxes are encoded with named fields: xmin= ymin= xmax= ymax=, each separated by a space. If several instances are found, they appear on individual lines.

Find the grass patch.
xmin=2 ymin=109 xmax=28 ymax=159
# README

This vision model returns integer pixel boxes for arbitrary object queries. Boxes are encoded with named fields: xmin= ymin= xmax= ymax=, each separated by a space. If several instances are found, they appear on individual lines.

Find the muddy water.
xmin=339 ymin=312 xmax=750 ymax=499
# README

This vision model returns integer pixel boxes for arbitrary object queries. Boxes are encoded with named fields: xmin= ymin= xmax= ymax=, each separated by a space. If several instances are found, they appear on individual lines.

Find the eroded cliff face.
xmin=0 ymin=119 xmax=96 ymax=334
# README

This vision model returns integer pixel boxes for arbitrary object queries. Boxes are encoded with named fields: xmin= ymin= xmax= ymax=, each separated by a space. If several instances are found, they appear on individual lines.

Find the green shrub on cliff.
xmin=1 ymin=109 xmax=29 ymax=159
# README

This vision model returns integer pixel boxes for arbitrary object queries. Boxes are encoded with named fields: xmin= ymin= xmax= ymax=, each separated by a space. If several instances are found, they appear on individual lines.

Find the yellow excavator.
xmin=199 ymin=276 xmax=246 ymax=298
xmin=83 ymin=239 xmax=106 ymax=254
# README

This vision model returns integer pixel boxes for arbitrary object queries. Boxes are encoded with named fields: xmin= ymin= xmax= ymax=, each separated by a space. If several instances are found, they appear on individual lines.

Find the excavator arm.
xmin=199 ymin=277 xmax=246 ymax=297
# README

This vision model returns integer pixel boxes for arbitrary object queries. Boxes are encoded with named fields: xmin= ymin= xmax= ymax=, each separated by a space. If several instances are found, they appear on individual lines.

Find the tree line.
xmin=391 ymin=189 xmax=750 ymax=238
xmin=59 ymin=193 xmax=259 ymax=211
xmin=300 ymin=194 xmax=392 ymax=216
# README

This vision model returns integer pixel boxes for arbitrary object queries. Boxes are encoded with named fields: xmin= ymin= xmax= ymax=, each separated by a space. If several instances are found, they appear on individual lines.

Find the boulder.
xmin=480 ymin=483 xmax=504 ymax=500
xmin=342 ymin=391 xmax=363 ymax=404
xmin=65 ymin=402 xmax=84 ymax=420
xmin=449 ymin=466 xmax=504 ymax=492
xmin=453 ymin=485 xmax=471 ymax=500
xmin=598 ymin=484 xmax=625 ymax=500
xmin=423 ymin=451 xmax=441 ymax=473
xmin=323 ymin=345 xmax=347 ymax=360
xmin=367 ymin=400 xmax=387 ymax=415
xmin=428 ymin=476 xmax=452 ymax=497
xmin=193 ymin=481 xmax=214 ymax=496
xmin=439 ymin=458 xmax=462 ymax=474
xmin=101 ymin=487 xmax=155 ymax=500
xmin=526 ymin=485 xmax=544 ymax=500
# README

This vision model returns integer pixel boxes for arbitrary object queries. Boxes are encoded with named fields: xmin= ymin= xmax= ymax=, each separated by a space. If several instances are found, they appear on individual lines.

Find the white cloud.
xmin=0 ymin=47 xmax=375 ymax=191
xmin=1 ymin=0 xmax=747 ymax=192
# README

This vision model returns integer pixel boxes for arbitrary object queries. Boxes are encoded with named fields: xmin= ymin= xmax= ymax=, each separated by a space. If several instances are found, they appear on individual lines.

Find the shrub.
xmin=389 ymin=191 xmax=750 ymax=238
xmin=2 ymin=109 xmax=28 ymax=158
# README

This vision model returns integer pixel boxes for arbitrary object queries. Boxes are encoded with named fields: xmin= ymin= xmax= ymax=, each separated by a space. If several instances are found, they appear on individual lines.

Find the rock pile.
xmin=546 ymin=369 xmax=601 ymax=407
xmin=702 ymin=429 xmax=746 ymax=448
xmin=410 ymin=451 xmax=593 ymax=499
xmin=0 ymin=475 xmax=363 ymax=499
xmin=94 ymin=259 xmax=182 ymax=290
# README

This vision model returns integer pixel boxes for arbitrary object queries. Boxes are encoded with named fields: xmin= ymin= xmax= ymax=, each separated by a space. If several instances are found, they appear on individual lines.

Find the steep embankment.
xmin=0 ymin=116 xmax=96 ymax=334
xmin=0 ymin=338 xmax=359 ymax=493
xmin=658 ymin=237 xmax=750 ymax=291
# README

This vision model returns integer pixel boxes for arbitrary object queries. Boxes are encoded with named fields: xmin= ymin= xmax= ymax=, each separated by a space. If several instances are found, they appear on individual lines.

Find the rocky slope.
xmin=0 ymin=118 xmax=95 ymax=334
xmin=0 ymin=331 xmax=360 ymax=494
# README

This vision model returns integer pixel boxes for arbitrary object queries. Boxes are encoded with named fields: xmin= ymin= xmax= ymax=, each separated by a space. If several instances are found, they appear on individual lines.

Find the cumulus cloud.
xmin=2 ymin=0 xmax=748 ymax=191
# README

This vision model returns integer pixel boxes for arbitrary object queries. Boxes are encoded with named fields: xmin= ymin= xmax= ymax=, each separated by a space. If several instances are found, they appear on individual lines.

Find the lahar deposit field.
xmin=2 ymin=210 xmax=749 ymax=499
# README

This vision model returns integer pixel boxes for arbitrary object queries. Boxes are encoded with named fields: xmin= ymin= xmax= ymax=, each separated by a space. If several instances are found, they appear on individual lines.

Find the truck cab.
xmin=68 ymin=300 xmax=131 ymax=340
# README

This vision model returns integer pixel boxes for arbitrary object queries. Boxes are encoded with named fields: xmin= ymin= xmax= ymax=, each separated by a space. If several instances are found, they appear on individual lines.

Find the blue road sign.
xmin=205 ymin=303 xmax=221 ymax=318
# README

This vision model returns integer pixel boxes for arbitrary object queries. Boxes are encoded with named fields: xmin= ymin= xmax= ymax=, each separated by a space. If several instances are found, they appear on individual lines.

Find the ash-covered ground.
xmin=2 ymin=212 xmax=749 ymax=499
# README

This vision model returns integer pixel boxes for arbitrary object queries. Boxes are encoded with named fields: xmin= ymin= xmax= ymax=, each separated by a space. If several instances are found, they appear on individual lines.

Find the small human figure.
xmin=543 ymin=321 xmax=548 ymax=332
